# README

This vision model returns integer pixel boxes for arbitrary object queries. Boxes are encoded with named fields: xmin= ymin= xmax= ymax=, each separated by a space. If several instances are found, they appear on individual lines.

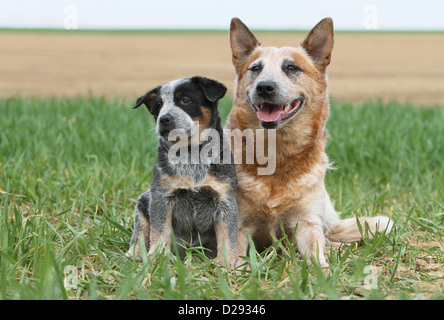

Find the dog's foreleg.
xmin=127 ymin=191 xmax=151 ymax=261
xmin=236 ymin=227 xmax=250 ymax=256
xmin=214 ymin=205 xmax=238 ymax=268
xmin=147 ymin=201 xmax=173 ymax=258
xmin=294 ymin=218 xmax=328 ymax=268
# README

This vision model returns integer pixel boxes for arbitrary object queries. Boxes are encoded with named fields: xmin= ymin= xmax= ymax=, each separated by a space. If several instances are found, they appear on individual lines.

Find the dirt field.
xmin=1 ymin=31 xmax=443 ymax=105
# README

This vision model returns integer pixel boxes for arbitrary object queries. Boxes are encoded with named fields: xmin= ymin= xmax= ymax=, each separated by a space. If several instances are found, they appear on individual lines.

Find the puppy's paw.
xmin=215 ymin=255 xmax=229 ymax=266
xmin=125 ymin=249 xmax=142 ymax=262
xmin=215 ymin=255 xmax=245 ymax=271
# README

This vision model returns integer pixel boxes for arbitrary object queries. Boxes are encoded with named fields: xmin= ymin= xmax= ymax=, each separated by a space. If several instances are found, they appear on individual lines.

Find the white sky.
xmin=0 ymin=0 xmax=443 ymax=31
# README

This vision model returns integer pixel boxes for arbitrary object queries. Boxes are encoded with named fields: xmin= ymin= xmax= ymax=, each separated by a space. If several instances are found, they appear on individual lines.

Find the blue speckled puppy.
xmin=127 ymin=76 xmax=239 ymax=267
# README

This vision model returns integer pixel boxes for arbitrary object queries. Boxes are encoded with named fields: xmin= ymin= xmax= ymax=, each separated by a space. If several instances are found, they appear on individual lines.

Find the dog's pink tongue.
xmin=256 ymin=104 xmax=283 ymax=122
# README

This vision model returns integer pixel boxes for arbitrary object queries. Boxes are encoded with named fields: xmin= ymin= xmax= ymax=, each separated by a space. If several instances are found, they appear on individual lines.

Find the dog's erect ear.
xmin=133 ymin=86 xmax=162 ymax=116
xmin=192 ymin=76 xmax=227 ymax=103
xmin=230 ymin=17 xmax=261 ymax=73
xmin=301 ymin=17 xmax=334 ymax=72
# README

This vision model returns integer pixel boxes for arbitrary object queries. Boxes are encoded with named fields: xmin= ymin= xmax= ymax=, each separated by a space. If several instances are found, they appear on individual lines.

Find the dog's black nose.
xmin=158 ymin=114 xmax=175 ymax=137
xmin=159 ymin=114 xmax=172 ymax=125
xmin=256 ymin=81 xmax=276 ymax=97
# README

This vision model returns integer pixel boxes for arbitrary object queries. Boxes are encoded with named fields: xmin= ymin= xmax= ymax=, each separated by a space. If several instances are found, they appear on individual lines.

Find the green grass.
xmin=0 ymin=95 xmax=443 ymax=300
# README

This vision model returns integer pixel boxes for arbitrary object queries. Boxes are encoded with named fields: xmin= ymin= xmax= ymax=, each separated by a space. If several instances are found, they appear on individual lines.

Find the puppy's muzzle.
xmin=158 ymin=114 xmax=175 ymax=137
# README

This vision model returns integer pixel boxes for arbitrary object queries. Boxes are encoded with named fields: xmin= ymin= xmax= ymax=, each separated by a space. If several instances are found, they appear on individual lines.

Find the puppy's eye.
xmin=250 ymin=65 xmax=260 ymax=72
xmin=181 ymin=97 xmax=191 ymax=105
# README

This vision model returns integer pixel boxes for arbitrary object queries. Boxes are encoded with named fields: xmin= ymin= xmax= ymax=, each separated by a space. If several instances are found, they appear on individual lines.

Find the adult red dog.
xmin=225 ymin=17 xmax=393 ymax=268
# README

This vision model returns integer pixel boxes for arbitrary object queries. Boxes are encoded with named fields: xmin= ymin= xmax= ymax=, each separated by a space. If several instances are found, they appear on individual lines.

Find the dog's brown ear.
xmin=230 ymin=17 xmax=261 ymax=73
xmin=133 ymin=86 xmax=162 ymax=117
xmin=301 ymin=17 xmax=334 ymax=72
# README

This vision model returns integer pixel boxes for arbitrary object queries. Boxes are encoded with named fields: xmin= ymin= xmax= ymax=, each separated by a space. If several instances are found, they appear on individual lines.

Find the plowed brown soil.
xmin=1 ymin=31 xmax=443 ymax=104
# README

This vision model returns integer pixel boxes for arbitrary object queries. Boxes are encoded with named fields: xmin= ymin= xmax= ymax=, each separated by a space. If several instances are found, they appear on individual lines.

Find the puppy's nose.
xmin=256 ymin=81 xmax=276 ymax=97
xmin=159 ymin=114 xmax=173 ymax=125
xmin=158 ymin=114 xmax=175 ymax=137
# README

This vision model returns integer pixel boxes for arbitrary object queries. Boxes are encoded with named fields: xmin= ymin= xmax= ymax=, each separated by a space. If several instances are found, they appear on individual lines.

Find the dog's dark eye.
xmin=181 ymin=97 xmax=192 ymax=105
xmin=250 ymin=65 xmax=260 ymax=72
xmin=286 ymin=64 xmax=301 ymax=72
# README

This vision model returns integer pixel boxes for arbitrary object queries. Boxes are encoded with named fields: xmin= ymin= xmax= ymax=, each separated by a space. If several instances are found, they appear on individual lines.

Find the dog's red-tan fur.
xmin=226 ymin=17 xmax=393 ymax=268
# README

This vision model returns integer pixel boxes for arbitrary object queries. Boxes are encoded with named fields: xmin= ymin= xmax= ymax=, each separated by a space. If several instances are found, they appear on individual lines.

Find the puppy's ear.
xmin=133 ymin=86 xmax=162 ymax=117
xmin=301 ymin=17 xmax=334 ymax=72
xmin=192 ymin=76 xmax=227 ymax=103
xmin=230 ymin=17 xmax=261 ymax=73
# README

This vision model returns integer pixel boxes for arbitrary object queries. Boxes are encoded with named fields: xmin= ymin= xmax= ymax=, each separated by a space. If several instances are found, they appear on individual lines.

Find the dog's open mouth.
xmin=253 ymin=98 xmax=304 ymax=123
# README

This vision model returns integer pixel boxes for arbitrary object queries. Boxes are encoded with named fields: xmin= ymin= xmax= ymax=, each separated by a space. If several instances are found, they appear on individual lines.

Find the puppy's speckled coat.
xmin=127 ymin=76 xmax=239 ymax=266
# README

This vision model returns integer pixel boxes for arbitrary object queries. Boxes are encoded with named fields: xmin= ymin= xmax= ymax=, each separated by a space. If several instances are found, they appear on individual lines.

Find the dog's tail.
xmin=326 ymin=216 xmax=393 ymax=243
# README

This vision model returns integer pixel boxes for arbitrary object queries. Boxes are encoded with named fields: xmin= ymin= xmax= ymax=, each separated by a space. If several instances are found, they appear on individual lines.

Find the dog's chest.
xmin=159 ymin=167 xmax=230 ymax=235
xmin=159 ymin=169 xmax=230 ymax=202
xmin=236 ymin=174 xmax=299 ymax=214
xmin=236 ymin=162 xmax=327 ymax=215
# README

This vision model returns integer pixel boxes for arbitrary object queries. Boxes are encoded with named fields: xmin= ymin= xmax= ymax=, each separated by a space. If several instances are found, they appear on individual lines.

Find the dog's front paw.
xmin=125 ymin=248 xmax=143 ymax=262
xmin=215 ymin=255 xmax=244 ymax=270
xmin=306 ymin=257 xmax=331 ymax=275
xmin=215 ymin=256 xmax=228 ymax=266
